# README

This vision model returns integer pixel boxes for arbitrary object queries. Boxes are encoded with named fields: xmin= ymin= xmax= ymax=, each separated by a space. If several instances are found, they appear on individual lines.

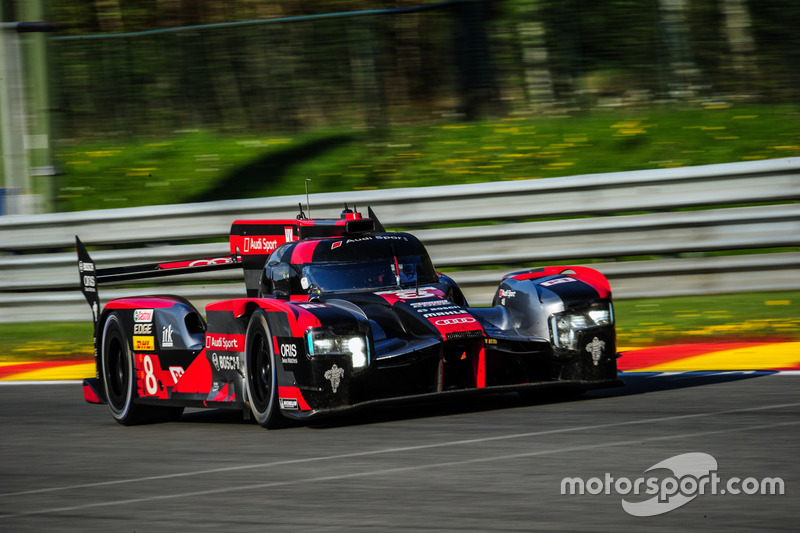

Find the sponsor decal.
xmin=133 ymin=323 xmax=153 ymax=335
xmin=344 ymin=236 xmax=372 ymax=244
xmin=540 ymin=277 xmax=577 ymax=287
xmin=284 ymin=227 xmax=294 ymax=242
xmin=133 ymin=309 xmax=154 ymax=323
xmin=423 ymin=307 xmax=469 ymax=319
xmin=78 ymin=261 xmax=95 ymax=272
xmin=279 ymin=398 xmax=299 ymax=410
xmin=162 ymin=324 xmax=174 ymax=348
xmin=211 ymin=352 xmax=241 ymax=372
xmin=331 ymin=241 xmax=342 ymax=250
xmin=82 ymin=275 xmax=96 ymax=292
xmin=434 ymin=316 xmax=477 ymax=326
xmin=586 ymin=337 xmax=606 ymax=366
xmin=409 ymin=300 xmax=454 ymax=308
xmin=297 ymin=303 xmax=327 ymax=309
xmin=324 ymin=364 xmax=345 ymax=393
xmin=168 ymin=366 xmax=185 ymax=383
xmin=279 ymin=341 xmax=299 ymax=365
xmin=499 ymin=288 xmax=516 ymax=304
xmin=205 ymin=333 xmax=243 ymax=351
xmin=243 ymin=237 xmax=278 ymax=254
xmin=133 ymin=336 xmax=155 ymax=351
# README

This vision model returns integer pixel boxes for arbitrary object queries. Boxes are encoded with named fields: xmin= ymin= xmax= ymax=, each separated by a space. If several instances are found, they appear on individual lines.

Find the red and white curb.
xmin=1 ymin=341 xmax=798 ymax=382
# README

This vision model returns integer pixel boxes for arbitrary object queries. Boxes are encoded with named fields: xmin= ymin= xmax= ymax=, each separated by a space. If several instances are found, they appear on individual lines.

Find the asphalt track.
xmin=1 ymin=369 xmax=798 ymax=532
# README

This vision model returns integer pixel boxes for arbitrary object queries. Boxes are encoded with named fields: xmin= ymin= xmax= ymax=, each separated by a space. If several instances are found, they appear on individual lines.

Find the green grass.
xmin=56 ymin=104 xmax=800 ymax=211
xmin=615 ymin=290 xmax=800 ymax=347
xmin=1 ymin=291 xmax=797 ymax=362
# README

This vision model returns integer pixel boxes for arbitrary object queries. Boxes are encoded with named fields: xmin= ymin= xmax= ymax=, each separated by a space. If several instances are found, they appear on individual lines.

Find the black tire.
xmin=101 ymin=312 xmax=183 ymax=425
xmin=244 ymin=311 xmax=283 ymax=429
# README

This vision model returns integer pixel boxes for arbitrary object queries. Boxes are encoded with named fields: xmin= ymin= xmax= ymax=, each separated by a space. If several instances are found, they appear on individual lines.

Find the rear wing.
xmin=75 ymin=237 xmax=241 ymax=327
xmin=75 ymin=205 xmax=384 ymax=323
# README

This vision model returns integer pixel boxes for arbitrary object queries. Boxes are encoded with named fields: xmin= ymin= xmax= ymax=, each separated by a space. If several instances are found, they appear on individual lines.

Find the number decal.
xmin=135 ymin=353 xmax=172 ymax=399
xmin=143 ymin=355 xmax=158 ymax=395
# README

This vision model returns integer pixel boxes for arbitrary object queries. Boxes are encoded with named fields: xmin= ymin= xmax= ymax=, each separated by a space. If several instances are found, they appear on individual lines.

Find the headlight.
xmin=550 ymin=303 xmax=614 ymax=351
xmin=306 ymin=329 xmax=369 ymax=368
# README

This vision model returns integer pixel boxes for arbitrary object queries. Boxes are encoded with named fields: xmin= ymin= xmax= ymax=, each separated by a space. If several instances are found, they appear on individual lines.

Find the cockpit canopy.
xmin=259 ymin=233 xmax=438 ymax=297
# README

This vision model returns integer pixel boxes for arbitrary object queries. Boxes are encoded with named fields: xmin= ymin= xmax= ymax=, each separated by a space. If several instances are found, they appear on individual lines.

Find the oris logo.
xmin=212 ymin=353 xmax=240 ymax=371
xmin=434 ymin=317 xmax=477 ymax=326
xmin=280 ymin=343 xmax=297 ymax=358
xmin=280 ymin=343 xmax=298 ymax=364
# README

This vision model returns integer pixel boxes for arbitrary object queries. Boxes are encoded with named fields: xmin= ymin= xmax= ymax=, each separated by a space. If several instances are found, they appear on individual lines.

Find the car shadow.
xmin=305 ymin=371 xmax=776 ymax=429
xmin=589 ymin=370 xmax=775 ymax=398
xmin=172 ymin=371 xmax=775 ymax=429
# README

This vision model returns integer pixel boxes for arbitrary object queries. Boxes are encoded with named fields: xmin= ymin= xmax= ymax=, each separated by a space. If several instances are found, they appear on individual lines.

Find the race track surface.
xmin=1 ymin=372 xmax=797 ymax=531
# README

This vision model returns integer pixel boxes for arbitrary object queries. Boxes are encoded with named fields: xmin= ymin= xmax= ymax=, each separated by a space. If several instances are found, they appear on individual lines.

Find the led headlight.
xmin=550 ymin=303 xmax=614 ymax=351
xmin=306 ymin=329 xmax=369 ymax=368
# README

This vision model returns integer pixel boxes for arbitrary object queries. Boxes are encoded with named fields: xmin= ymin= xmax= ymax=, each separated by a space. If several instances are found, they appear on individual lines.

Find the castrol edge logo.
xmin=205 ymin=333 xmax=244 ymax=352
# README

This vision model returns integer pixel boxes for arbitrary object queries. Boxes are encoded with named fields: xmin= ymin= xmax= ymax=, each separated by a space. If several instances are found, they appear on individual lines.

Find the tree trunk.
xmin=720 ymin=0 xmax=759 ymax=87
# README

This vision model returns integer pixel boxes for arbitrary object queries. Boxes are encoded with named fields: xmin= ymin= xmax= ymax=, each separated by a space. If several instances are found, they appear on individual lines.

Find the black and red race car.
xmin=77 ymin=206 xmax=620 ymax=428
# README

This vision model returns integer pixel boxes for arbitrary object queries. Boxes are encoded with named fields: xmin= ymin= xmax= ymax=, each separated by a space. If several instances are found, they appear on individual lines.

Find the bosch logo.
xmin=212 ymin=353 xmax=240 ymax=371
xmin=243 ymin=237 xmax=278 ymax=254
xmin=434 ymin=317 xmax=477 ymax=326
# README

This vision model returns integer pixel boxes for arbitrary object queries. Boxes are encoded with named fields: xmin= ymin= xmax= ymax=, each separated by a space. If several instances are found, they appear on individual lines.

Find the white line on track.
xmin=2 ymin=416 xmax=798 ymax=520
xmin=5 ymin=400 xmax=799 ymax=498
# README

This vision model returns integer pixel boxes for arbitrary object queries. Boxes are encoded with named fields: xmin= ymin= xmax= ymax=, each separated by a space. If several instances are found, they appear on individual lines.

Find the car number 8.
xmin=143 ymin=355 xmax=158 ymax=395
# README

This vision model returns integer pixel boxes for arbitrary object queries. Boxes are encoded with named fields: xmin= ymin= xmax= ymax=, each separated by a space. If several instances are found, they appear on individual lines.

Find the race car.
xmin=77 ymin=206 xmax=620 ymax=428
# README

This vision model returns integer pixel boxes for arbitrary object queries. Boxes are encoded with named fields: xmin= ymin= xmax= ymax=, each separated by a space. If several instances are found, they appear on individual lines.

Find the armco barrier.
xmin=0 ymin=158 xmax=798 ymax=323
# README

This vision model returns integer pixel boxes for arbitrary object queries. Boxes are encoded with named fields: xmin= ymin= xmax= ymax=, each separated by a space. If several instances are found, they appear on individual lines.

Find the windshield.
xmin=301 ymin=255 xmax=436 ymax=293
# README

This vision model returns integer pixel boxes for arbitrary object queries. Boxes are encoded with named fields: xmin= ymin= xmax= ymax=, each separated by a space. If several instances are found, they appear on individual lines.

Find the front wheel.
xmin=244 ymin=311 xmax=283 ymax=429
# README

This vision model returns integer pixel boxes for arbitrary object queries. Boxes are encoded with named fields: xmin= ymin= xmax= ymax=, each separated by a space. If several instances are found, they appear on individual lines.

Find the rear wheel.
xmin=101 ymin=312 xmax=183 ymax=425
xmin=244 ymin=311 xmax=283 ymax=429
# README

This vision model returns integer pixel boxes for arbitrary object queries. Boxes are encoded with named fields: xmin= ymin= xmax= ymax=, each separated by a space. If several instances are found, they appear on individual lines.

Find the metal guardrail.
xmin=1 ymin=158 xmax=798 ymax=323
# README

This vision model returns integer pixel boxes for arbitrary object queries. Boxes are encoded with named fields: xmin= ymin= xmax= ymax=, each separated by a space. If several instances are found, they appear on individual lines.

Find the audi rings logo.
xmin=189 ymin=257 xmax=230 ymax=267
xmin=434 ymin=317 xmax=477 ymax=326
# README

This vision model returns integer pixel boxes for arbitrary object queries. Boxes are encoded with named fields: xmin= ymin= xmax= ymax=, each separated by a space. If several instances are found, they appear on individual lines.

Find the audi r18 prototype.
xmin=77 ymin=206 xmax=620 ymax=428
